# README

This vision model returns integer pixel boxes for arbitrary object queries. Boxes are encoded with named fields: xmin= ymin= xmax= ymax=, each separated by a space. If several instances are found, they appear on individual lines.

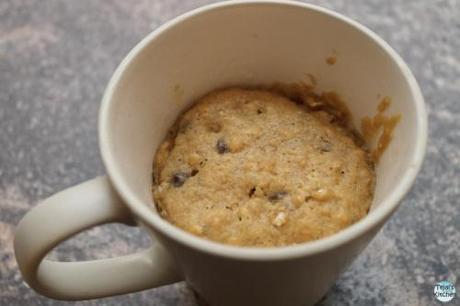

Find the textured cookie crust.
xmin=153 ymin=88 xmax=375 ymax=247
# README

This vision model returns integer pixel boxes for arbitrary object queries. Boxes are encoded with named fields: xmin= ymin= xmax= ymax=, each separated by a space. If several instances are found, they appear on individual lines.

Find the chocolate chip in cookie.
xmin=248 ymin=187 xmax=256 ymax=197
xmin=216 ymin=138 xmax=230 ymax=154
xmin=268 ymin=191 xmax=288 ymax=202
xmin=170 ymin=172 xmax=190 ymax=187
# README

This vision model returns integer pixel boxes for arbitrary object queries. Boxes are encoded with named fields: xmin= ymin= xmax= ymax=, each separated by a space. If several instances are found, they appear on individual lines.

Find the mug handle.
xmin=14 ymin=176 xmax=182 ymax=300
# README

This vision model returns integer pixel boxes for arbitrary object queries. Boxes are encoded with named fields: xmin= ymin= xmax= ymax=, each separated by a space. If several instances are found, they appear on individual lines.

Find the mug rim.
xmin=99 ymin=0 xmax=427 ymax=261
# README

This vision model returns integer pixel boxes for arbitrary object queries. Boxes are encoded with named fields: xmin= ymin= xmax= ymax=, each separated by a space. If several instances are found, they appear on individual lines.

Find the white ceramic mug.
xmin=14 ymin=1 xmax=427 ymax=305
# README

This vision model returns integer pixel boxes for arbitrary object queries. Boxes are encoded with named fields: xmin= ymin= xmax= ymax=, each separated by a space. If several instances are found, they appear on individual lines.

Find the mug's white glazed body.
xmin=14 ymin=1 xmax=427 ymax=306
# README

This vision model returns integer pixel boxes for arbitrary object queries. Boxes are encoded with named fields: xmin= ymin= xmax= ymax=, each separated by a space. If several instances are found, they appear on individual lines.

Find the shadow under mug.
xmin=14 ymin=1 xmax=427 ymax=306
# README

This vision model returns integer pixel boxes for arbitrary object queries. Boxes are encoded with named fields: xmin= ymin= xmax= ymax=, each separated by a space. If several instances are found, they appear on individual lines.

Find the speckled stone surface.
xmin=1 ymin=1 xmax=459 ymax=305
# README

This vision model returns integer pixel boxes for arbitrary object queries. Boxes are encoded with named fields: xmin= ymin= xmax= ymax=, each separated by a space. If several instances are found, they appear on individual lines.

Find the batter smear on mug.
xmin=152 ymin=86 xmax=382 ymax=247
xmin=361 ymin=96 xmax=401 ymax=162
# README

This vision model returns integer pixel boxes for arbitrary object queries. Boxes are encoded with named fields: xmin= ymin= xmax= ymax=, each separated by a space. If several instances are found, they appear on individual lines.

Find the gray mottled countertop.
xmin=1 ymin=1 xmax=459 ymax=305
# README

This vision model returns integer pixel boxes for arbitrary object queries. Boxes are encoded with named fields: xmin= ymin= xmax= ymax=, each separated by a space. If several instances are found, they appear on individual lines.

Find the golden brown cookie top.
xmin=153 ymin=88 xmax=375 ymax=247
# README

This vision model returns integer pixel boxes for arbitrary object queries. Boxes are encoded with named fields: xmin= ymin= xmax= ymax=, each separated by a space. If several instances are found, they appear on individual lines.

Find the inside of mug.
xmin=104 ymin=3 xmax=420 ymax=223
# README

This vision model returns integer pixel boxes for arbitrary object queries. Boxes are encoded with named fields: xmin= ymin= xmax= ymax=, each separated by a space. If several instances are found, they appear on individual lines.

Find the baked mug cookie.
xmin=152 ymin=88 xmax=375 ymax=247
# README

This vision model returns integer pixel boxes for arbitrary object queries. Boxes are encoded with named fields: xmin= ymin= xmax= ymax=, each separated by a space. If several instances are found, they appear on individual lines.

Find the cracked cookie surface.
xmin=153 ymin=88 xmax=375 ymax=247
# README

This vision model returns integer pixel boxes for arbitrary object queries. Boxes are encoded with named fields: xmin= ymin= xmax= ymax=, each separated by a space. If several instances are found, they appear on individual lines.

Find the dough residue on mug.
xmin=326 ymin=56 xmax=337 ymax=65
xmin=361 ymin=96 xmax=401 ymax=162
